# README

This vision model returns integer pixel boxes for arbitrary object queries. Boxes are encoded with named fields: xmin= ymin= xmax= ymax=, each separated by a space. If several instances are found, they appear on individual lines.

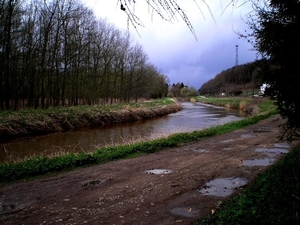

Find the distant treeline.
xmin=0 ymin=0 xmax=169 ymax=110
xmin=198 ymin=61 xmax=263 ymax=96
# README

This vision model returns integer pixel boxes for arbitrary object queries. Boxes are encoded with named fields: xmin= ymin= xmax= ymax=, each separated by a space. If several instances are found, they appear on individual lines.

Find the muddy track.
xmin=0 ymin=115 xmax=297 ymax=225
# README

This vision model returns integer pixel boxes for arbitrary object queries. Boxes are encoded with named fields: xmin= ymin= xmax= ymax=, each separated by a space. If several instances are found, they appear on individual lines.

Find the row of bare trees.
xmin=0 ymin=0 xmax=169 ymax=109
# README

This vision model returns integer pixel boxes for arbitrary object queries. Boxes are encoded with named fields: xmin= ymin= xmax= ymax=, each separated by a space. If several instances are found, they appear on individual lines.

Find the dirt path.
xmin=0 ymin=115 xmax=297 ymax=225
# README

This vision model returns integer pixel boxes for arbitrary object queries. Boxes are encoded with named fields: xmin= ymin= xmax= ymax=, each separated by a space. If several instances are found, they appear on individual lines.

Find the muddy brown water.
xmin=0 ymin=102 xmax=246 ymax=163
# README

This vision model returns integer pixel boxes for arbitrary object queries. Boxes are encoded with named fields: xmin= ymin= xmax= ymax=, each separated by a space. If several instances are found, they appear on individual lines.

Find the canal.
xmin=0 ymin=102 xmax=246 ymax=163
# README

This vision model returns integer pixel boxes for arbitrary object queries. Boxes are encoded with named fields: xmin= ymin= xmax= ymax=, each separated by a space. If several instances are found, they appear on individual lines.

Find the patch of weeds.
xmin=259 ymin=100 xmax=277 ymax=113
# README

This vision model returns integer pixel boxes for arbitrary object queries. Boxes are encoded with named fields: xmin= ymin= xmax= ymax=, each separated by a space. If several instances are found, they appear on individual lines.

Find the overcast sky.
xmin=83 ymin=0 xmax=258 ymax=89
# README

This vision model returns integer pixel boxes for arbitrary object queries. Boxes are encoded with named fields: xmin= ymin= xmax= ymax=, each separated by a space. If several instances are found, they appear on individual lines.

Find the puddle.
xmin=193 ymin=148 xmax=209 ymax=153
xmin=145 ymin=169 xmax=173 ymax=175
xmin=0 ymin=203 xmax=17 ymax=214
xmin=252 ymin=127 xmax=272 ymax=133
xmin=243 ymin=146 xmax=290 ymax=167
xmin=81 ymin=179 xmax=105 ymax=187
xmin=274 ymin=143 xmax=290 ymax=148
xmin=220 ymin=139 xmax=234 ymax=143
xmin=242 ymin=158 xmax=275 ymax=167
xmin=223 ymin=148 xmax=233 ymax=151
xmin=241 ymin=133 xmax=258 ymax=138
xmin=170 ymin=207 xmax=199 ymax=218
xmin=199 ymin=177 xmax=248 ymax=197
xmin=255 ymin=148 xmax=289 ymax=155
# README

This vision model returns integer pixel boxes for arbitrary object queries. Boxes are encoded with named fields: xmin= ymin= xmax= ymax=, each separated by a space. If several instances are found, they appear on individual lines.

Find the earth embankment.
xmin=0 ymin=100 xmax=182 ymax=141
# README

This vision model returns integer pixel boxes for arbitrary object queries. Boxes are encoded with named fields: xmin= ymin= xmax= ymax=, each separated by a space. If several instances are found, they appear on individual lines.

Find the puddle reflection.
xmin=242 ymin=158 xmax=275 ymax=166
xmin=255 ymin=148 xmax=289 ymax=155
xmin=145 ymin=169 xmax=173 ymax=175
xmin=170 ymin=207 xmax=199 ymax=218
xmin=199 ymin=177 xmax=248 ymax=197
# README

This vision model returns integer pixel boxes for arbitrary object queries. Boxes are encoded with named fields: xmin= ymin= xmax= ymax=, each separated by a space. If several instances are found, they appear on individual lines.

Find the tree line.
xmin=168 ymin=82 xmax=198 ymax=97
xmin=198 ymin=61 xmax=262 ymax=96
xmin=0 ymin=0 xmax=169 ymax=110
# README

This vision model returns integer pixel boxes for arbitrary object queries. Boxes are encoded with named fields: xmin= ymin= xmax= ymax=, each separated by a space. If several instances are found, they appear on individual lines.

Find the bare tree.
xmin=0 ymin=0 xmax=174 ymax=109
xmin=0 ymin=0 xmax=23 ymax=109
xmin=116 ymin=0 xmax=248 ymax=40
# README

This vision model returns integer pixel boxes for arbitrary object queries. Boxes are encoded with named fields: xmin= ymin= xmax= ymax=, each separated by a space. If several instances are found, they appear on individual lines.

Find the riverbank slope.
xmin=0 ymin=98 xmax=182 ymax=141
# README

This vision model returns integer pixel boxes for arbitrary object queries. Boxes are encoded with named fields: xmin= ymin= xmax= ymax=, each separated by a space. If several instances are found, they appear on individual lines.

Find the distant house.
xmin=260 ymin=83 xmax=270 ymax=95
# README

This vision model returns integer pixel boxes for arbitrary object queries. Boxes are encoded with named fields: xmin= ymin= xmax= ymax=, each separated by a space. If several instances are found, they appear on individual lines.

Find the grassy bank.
xmin=193 ymin=96 xmax=276 ymax=114
xmin=195 ymin=144 xmax=300 ymax=225
xmin=0 ymin=98 xmax=181 ymax=140
xmin=0 ymin=98 xmax=277 ymax=184
xmin=193 ymin=96 xmax=251 ymax=109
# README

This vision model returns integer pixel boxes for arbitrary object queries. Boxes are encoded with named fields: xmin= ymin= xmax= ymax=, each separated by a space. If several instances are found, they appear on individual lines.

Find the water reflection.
xmin=0 ymin=102 xmax=246 ymax=163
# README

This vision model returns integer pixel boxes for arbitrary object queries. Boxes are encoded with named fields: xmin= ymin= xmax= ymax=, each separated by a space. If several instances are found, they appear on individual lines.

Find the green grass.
xmin=194 ymin=145 xmax=300 ymax=225
xmin=258 ymin=99 xmax=277 ymax=112
xmin=0 ymin=107 xmax=276 ymax=184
